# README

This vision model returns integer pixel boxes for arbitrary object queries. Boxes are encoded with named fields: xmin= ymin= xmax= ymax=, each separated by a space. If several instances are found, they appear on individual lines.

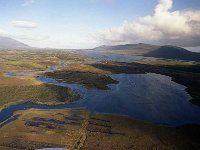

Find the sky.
xmin=0 ymin=0 xmax=200 ymax=49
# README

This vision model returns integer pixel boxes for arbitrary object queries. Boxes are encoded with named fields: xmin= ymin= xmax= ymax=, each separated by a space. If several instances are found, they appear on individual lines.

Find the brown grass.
xmin=0 ymin=109 xmax=199 ymax=150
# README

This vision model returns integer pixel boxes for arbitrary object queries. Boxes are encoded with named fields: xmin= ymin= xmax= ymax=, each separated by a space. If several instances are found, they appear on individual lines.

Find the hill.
xmin=93 ymin=43 xmax=159 ymax=55
xmin=0 ymin=36 xmax=30 ymax=49
xmin=94 ymin=44 xmax=200 ymax=61
xmin=144 ymin=45 xmax=200 ymax=61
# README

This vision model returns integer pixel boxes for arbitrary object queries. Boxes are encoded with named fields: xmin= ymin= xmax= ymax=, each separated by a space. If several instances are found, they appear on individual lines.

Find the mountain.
xmin=94 ymin=43 xmax=157 ymax=50
xmin=0 ymin=36 xmax=31 ymax=49
xmin=93 ymin=43 xmax=159 ymax=55
xmin=144 ymin=45 xmax=200 ymax=61
xmin=94 ymin=44 xmax=200 ymax=61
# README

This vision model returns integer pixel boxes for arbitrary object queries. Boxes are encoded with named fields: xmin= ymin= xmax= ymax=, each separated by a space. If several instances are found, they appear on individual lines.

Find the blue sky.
xmin=0 ymin=0 xmax=200 ymax=49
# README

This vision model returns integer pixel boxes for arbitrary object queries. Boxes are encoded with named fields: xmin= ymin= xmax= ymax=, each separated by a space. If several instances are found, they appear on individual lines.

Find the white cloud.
xmin=22 ymin=0 xmax=35 ymax=6
xmin=11 ymin=21 xmax=38 ymax=29
xmin=95 ymin=0 xmax=200 ymax=47
xmin=0 ymin=29 xmax=7 ymax=36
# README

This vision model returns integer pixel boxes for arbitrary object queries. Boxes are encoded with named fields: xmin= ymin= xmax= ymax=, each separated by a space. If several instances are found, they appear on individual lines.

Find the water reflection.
xmin=1 ymin=72 xmax=200 ymax=126
xmin=2 ymin=61 xmax=200 ymax=126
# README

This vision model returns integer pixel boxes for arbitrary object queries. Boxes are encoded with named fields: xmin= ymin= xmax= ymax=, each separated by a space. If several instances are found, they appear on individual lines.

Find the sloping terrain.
xmin=94 ymin=43 xmax=158 ymax=51
xmin=94 ymin=44 xmax=200 ymax=61
xmin=0 ymin=36 xmax=30 ymax=49
xmin=144 ymin=46 xmax=200 ymax=61
xmin=93 ymin=43 xmax=159 ymax=55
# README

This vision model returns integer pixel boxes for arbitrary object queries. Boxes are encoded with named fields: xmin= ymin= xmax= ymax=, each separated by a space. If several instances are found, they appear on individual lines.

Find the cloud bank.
xmin=95 ymin=0 xmax=200 ymax=47
xmin=12 ymin=21 xmax=38 ymax=29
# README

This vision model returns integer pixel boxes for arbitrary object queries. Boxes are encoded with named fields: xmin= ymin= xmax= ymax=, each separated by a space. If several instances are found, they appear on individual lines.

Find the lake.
xmin=1 ymin=68 xmax=200 ymax=126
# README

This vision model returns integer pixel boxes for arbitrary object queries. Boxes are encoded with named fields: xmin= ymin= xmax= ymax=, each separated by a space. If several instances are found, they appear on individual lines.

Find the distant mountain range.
xmin=0 ymin=36 xmax=30 ymax=49
xmin=0 ymin=36 xmax=199 ymax=61
xmin=94 ymin=43 xmax=159 ymax=55
xmin=94 ymin=43 xmax=200 ymax=61
xmin=94 ymin=43 xmax=158 ymax=51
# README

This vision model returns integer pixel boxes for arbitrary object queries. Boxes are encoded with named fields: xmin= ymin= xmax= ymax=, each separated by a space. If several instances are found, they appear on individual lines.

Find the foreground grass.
xmin=0 ymin=109 xmax=199 ymax=150
xmin=0 ymin=84 xmax=80 ymax=108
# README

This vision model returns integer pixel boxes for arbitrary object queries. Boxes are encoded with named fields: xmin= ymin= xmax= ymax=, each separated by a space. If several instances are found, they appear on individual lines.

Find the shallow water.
xmin=48 ymin=63 xmax=64 ymax=71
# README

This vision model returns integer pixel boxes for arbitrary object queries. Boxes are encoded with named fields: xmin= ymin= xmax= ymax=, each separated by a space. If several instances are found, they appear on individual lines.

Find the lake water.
xmin=40 ymin=73 xmax=200 ymax=126
xmin=1 ymin=68 xmax=200 ymax=126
